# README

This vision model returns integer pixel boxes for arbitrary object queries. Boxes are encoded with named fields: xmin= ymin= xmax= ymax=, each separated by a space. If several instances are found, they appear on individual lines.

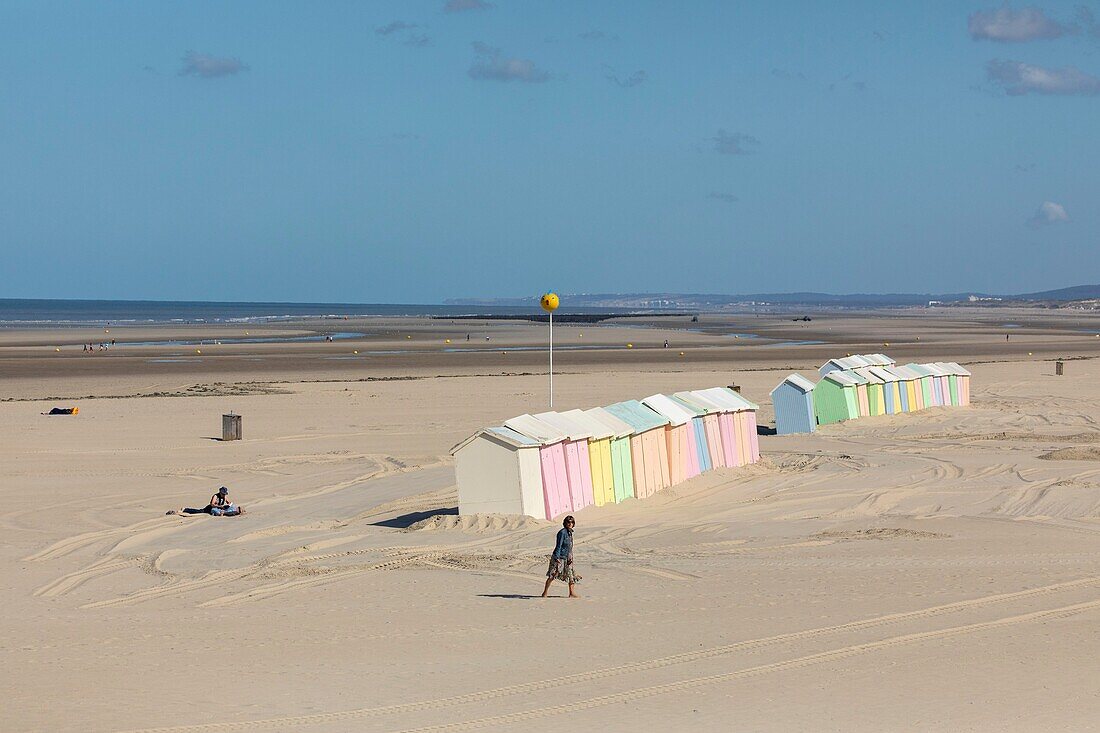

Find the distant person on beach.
xmin=541 ymin=516 xmax=580 ymax=598
xmin=166 ymin=486 xmax=244 ymax=517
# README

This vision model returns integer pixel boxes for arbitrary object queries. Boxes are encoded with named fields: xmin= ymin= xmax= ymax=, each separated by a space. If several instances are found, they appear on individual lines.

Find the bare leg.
xmin=541 ymin=577 xmax=554 ymax=597
xmin=568 ymin=582 xmax=579 ymax=598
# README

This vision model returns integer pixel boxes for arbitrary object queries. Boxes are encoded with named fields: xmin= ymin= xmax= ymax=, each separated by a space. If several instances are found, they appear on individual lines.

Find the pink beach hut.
xmin=672 ymin=391 xmax=727 ymax=469
xmin=533 ymin=411 xmax=597 ymax=509
xmin=642 ymin=394 xmax=702 ymax=483
xmin=699 ymin=387 xmax=761 ymax=464
xmin=679 ymin=390 xmax=742 ymax=468
xmin=504 ymin=414 xmax=583 ymax=517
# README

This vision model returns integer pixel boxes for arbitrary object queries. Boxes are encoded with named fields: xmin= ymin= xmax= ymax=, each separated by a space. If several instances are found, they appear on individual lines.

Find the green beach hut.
xmin=814 ymin=371 xmax=860 ymax=425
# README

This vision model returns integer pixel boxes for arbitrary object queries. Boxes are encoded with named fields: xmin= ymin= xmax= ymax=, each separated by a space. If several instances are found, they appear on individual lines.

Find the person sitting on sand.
xmin=541 ymin=515 xmax=580 ymax=598
xmin=167 ymin=486 xmax=244 ymax=516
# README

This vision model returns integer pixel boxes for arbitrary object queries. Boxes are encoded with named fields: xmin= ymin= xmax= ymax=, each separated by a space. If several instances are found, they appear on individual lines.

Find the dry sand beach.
xmin=5 ymin=309 xmax=1100 ymax=731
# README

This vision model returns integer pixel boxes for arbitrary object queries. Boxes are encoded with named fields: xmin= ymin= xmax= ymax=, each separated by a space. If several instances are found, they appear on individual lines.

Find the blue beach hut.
xmin=770 ymin=374 xmax=816 ymax=435
xmin=669 ymin=394 xmax=714 ymax=472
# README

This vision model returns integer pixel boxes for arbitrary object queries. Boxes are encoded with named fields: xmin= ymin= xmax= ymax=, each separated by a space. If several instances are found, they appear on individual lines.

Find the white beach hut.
xmin=453 ymin=427 xmax=547 ymax=519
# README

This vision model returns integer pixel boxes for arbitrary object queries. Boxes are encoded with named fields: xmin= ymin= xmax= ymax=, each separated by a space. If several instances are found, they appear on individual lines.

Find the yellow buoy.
xmin=1028 ymin=352 xmax=1033 ymax=356
xmin=883 ymin=342 xmax=889 ymax=347
xmin=627 ymin=343 xmax=633 ymax=348
xmin=353 ymin=350 xmax=359 ymax=355
xmin=196 ymin=349 xmax=202 ymax=354
xmin=55 ymin=347 xmax=60 ymax=352
xmin=679 ymin=351 xmax=685 ymax=356
xmin=540 ymin=292 xmax=560 ymax=312
xmin=445 ymin=339 xmax=451 ymax=344
xmin=407 ymin=335 xmax=412 ymax=339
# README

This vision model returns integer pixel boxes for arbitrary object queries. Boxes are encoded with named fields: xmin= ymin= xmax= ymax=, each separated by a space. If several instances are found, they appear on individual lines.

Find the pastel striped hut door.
xmin=539 ymin=443 xmax=571 ymax=519
xmin=744 ymin=412 xmax=760 ymax=463
xmin=718 ymin=413 xmax=741 ymax=467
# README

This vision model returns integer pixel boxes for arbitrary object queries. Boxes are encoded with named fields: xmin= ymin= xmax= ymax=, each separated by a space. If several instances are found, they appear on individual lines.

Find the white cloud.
xmin=468 ymin=43 xmax=549 ymax=83
xmin=1027 ymin=201 xmax=1070 ymax=227
xmin=987 ymin=59 xmax=1100 ymax=95
xmin=179 ymin=52 xmax=247 ymax=79
xmin=968 ymin=6 xmax=1069 ymax=42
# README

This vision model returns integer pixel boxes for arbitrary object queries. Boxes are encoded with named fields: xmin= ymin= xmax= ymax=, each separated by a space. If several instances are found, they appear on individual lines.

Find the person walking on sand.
xmin=542 ymin=516 xmax=580 ymax=598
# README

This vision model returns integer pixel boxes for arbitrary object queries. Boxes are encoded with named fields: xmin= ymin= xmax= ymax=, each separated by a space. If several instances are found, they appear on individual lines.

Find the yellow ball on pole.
xmin=540 ymin=293 xmax=559 ymax=408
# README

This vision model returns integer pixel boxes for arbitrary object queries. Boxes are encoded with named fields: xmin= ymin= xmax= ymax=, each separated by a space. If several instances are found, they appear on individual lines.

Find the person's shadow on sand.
xmin=477 ymin=594 xmax=540 ymax=600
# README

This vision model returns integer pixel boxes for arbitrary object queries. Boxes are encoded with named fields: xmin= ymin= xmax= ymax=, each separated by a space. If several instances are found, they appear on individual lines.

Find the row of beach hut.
xmin=454 ymin=387 xmax=761 ymax=519
xmin=772 ymin=354 xmax=972 ymax=434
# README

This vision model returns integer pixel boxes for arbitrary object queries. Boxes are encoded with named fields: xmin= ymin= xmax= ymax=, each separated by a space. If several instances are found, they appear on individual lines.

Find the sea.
xmin=0 ymin=299 xmax=644 ymax=328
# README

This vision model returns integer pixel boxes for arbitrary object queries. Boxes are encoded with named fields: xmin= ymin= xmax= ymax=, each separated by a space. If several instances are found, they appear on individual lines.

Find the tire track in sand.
xmin=391 ymin=596 xmax=1100 ymax=733
xmin=34 ymin=557 xmax=138 ymax=597
xmin=116 ymin=574 xmax=1100 ymax=732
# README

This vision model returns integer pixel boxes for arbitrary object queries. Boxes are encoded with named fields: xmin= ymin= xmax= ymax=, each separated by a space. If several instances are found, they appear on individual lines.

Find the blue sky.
xmin=1 ymin=1 xmax=1097 ymax=302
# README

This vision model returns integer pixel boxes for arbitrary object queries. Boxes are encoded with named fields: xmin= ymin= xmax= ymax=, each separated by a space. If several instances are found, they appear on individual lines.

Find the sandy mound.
xmin=405 ymin=513 xmax=549 ymax=533
xmin=1039 ymin=446 xmax=1100 ymax=461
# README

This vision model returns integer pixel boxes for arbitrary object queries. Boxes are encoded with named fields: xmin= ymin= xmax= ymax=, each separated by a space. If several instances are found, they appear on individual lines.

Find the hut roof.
xmin=583 ymin=407 xmax=636 ymax=438
xmin=694 ymin=387 xmax=758 ymax=412
xmin=717 ymin=387 xmax=760 ymax=411
xmin=852 ymin=367 xmax=885 ymax=384
xmin=503 ymin=413 xmax=570 ymax=444
xmin=533 ymin=411 xmax=594 ymax=440
xmin=867 ymin=366 xmax=900 ymax=382
xmin=668 ymin=394 xmax=708 ymax=415
xmin=904 ymin=363 xmax=936 ymax=377
xmin=641 ymin=394 xmax=696 ymax=425
xmin=890 ymin=364 xmax=923 ymax=380
xmin=450 ymin=425 xmax=538 ymax=455
xmin=823 ymin=371 xmax=861 ymax=387
xmin=822 ymin=354 xmax=895 ymax=371
xmin=770 ymin=373 xmax=816 ymax=396
xmin=604 ymin=400 xmax=670 ymax=433
xmin=560 ymin=409 xmax=616 ymax=440
xmin=942 ymin=361 xmax=971 ymax=376
xmin=920 ymin=363 xmax=950 ymax=377
xmin=837 ymin=369 xmax=869 ymax=385
xmin=671 ymin=391 xmax=722 ymax=414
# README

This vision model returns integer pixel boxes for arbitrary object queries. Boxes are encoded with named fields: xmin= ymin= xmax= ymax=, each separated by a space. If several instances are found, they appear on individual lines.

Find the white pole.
xmin=549 ymin=310 xmax=554 ymax=407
